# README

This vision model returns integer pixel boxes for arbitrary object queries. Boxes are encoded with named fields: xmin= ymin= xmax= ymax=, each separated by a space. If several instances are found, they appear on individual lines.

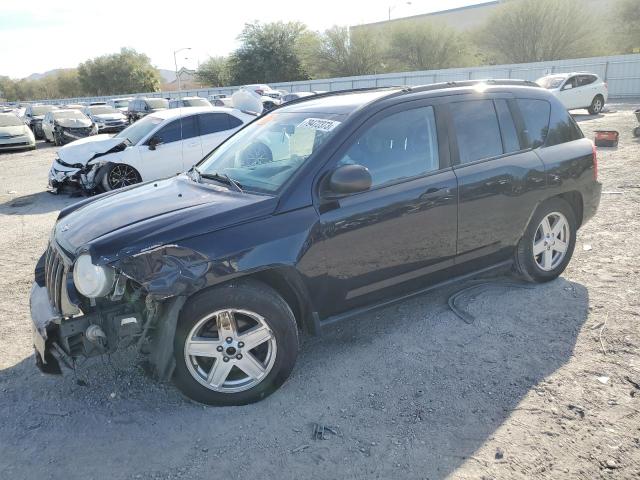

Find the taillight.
xmin=604 ymin=82 xmax=608 ymax=90
xmin=592 ymin=143 xmax=598 ymax=180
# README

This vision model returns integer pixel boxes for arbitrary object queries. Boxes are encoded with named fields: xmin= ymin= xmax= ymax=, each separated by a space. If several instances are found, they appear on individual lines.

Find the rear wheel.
xmin=587 ymin=95 xmax=604 ymax=115
xmin=101 ymin=163 xmax=141 ymax=191
xmin=173 ymin=280 xmax=299 ymax=406
xmin=514 ymin=198 xmax=577 ymax=283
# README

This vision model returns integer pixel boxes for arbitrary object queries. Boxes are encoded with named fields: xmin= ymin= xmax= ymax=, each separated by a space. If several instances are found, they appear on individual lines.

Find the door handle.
xmin=186 ymin=142 xmax=199 ymax=148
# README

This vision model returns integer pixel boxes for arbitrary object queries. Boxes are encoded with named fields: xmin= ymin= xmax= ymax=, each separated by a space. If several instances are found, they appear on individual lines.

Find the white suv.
xmin=536 ymin=72 xmax=608 ymax=114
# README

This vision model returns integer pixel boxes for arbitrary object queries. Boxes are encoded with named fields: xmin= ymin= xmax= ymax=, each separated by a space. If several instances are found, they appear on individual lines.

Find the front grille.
xmin=67 ymin=127 xmax=92 ymax=135
xmin=44 ymin=245 xmax=66 ymax=314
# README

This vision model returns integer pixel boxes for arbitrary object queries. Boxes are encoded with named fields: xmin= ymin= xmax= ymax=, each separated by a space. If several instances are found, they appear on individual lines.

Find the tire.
xmin=100 ymin=163 xmax=142 ymax=191
xmin=173 ymin=280 xmax=299 ymax=406
xmin=633 ymin=126 xmax=640 ymax=138
xmin=587 ymin=95 xmax=604 ymax=115
xmin=513 ymin=197 xmax=577 ymax=283
xmin=53 ymin=131 xmax=63 ymax=146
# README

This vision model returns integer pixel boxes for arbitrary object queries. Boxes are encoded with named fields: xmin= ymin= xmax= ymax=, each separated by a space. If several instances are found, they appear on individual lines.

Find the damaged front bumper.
xmin=48 ymin=158 xmax=101 ymax=194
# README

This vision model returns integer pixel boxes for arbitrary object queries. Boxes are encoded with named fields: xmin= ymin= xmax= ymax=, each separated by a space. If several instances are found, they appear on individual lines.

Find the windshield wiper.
xmin=199 ymin=170 xmax=243 ymax=193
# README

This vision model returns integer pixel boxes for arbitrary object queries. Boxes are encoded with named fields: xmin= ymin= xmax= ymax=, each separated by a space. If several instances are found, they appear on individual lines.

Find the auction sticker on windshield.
xmin=297 ymin=118 xmax=341 ymax=132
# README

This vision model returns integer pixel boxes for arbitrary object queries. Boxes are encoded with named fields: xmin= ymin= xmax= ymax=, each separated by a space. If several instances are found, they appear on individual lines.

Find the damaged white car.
xmin=48 ymin=106 xmax=255 ymax=194
xmin=42 ymin=109 xmax=97 ymax=146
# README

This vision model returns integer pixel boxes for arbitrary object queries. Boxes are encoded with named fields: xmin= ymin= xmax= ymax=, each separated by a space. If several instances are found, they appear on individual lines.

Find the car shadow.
xmin=0 ymin=276 xmax=589 ymax=479
xmin=0 ymin=191 xmax=79 ymax=215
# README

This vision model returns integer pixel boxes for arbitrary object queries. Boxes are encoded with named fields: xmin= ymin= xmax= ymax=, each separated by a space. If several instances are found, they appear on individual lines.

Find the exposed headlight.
xmin=73 ymin=253 xmax=115 ymax=298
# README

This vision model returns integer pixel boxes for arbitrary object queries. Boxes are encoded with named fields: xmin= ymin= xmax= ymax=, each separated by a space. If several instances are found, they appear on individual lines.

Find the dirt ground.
xmin=0 ymin=102 xmax=639 ymax=480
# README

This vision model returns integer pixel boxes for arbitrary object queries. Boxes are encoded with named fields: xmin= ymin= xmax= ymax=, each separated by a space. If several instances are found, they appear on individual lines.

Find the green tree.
xmin=77 ymin=48 xmax=161 ymax=95
xmin=196 ymin=56 xmax=229 ymax=87
xmin=300 ymin=26 xmax=385 ymax=78
xmin=476 ymin=0 xmax=597 ymax=63
xmin=387 ymin=21 xmax=471 ymax=71
xmin=228 ymin=22 xmax=309 ymax=84
xmin=614 ymin=0 xmax=640 ymax=53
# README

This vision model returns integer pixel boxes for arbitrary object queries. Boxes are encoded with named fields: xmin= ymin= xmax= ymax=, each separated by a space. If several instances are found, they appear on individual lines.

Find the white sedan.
xmin=536 ymin=72 xmax=608 ymax=114
xmin=48 ymin=107 xmax=255 ymax=193
xmin=0 ymin=113 xmax=35 ymax=151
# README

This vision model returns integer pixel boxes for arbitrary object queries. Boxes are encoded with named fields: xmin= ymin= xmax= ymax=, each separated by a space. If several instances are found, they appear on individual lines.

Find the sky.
xmin=0 ymin=0 xmax=489 ymax=79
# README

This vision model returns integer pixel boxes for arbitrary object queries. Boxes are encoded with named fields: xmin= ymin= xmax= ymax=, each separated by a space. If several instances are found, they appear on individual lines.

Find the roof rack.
xmin=403 ymin=79 xmax=539 ymax=93
xmin=272 ymin=86 xmax=401 ymax=110
xmin=272 ymin=79 xmax=540 ymax=111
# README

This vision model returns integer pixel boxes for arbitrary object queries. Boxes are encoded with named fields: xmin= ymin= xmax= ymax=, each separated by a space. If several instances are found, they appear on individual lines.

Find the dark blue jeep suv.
xmin=30 ymin=81 xmax=601 ymax=405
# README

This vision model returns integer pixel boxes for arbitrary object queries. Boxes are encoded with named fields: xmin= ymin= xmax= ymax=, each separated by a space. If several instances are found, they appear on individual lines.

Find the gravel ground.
xmin=0 ymin=103 xmax=639 ymax=480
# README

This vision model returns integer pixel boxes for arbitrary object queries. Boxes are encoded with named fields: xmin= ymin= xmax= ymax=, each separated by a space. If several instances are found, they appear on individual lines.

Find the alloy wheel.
xmin=107 ymin=164 xmax=139 ymax=189
xmin=184 ymin=309 xmax=277 ymax=393
xmin=532 ymin=211 xmax=570 ymax=271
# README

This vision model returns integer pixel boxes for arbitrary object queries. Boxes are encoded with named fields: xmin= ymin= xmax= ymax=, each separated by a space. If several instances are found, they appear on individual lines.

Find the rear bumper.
xmin=582 ymin=181 xmax=602 ymax=226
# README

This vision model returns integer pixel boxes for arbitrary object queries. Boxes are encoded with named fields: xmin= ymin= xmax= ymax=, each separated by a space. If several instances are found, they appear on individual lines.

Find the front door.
xmin=313 ymin=103 xmax=458 ymax=318
xmin=138 ymin=116 xmax=200 ymax=180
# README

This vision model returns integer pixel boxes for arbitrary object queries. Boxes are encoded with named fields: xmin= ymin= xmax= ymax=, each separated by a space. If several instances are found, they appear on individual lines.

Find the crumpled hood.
xmin=54 ymin=175 xmax=278 ymax=264
xmin=56 ymin=117 xmax=92 ymax=128
xmin=0 ymin=125 xmax=28 ymax=137
xmin=93 ymin=113 xmax=126 ymax=121
xmin=57 ymin=134 xmax=125 ymax=165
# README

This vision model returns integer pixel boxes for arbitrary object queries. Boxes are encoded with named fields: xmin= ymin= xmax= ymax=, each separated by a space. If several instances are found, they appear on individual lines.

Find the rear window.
xmin=450 ymin=100 xmax=503 ymax=164
xmin=517 ymin=99 xmax=550 ymax=149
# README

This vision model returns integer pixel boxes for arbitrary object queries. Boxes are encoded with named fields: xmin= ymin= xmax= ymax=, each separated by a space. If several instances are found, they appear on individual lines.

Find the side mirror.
xmin=148 ymin=136 xmax=160 ymax=150
xmin=325 ymin=164 xmax=372 ymax=197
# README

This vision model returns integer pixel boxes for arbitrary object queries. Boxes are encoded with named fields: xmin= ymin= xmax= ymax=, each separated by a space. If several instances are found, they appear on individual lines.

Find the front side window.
xmin=337 ymin=106 xmax=439 ymax=187
xmin=450 ymin=100 xmax=503 ymax=164
xmin=197 ymin=111 xmax=344 ymax=193
xmin=517 ymin=99 xmax=551 ymax=149
xmin=115 ymin=115 xmax=163 ymax=145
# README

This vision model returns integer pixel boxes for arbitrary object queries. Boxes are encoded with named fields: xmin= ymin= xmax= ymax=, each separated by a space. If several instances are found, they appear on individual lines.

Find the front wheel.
xmin=513 ymin=198 xmax=577 ymax=283
xmin=101 ymin=163 xmax=141 ymax=191
xmin=173 ymin=280 xmax=299 ymax=405
xmin=587 ymin=95 xmax=604 ymax=115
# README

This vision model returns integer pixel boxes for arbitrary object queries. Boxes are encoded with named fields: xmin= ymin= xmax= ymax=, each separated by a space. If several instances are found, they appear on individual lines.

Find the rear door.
xmin=448 ymin=96 xmax=546 ymax=267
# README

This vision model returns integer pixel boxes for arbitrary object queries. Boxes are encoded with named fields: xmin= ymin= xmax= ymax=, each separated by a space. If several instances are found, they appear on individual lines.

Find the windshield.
xmin=0 ymin=114 xmax=23 ymax=127
xmin=197 ymin=111 xmax=345 ymax=193
xmin=53 ymin=110 xmax=87 ymax=120
xmin=147 ymin=98 xmax=169 ymax=109
xmin=184 ymin=98 xmax=211 ymax=107
xmin=115 ymin=115 xmax=163 ymax=145
xmin=31 ymin=105 xmax=57 ymax=116
xmin=114 ymin=100 xmax=130 ymax=108
xmin=89 ymin=106 xmax=119 ymax=115
xmin=536 ymin=75 xmax=567 ymax=89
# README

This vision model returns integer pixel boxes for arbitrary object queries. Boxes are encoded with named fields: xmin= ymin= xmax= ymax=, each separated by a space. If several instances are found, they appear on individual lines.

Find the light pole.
xmin=173 ymin=47 xmax=191 ymax=92
xmin=388 ymin=1 xmax=412 ymax=20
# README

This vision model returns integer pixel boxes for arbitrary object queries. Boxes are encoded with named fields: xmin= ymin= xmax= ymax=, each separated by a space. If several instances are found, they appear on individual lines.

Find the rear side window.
xmin=577 ymin=75 xmax=597 ymax=87
xmin=494 ymin=100 xmax=520 ymax=153
xmin=546 ymin=107 xmax=584 ymax=146
xmin=198 ymin=113 xmax=231 ymax=135
xmin=337 ymin=106 xmax=440 ymax=187
xmin=450 ymin=100 xmax=503 ymax=164
xmin=227 ymin=114 xmax=243 ymax=129
xmin=517 ymin=99 xmax=550 ymax=149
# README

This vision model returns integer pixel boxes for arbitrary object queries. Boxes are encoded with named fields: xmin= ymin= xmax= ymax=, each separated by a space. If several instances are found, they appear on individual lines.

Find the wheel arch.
xmin=180 ymin=266 xmax=315 ymax=335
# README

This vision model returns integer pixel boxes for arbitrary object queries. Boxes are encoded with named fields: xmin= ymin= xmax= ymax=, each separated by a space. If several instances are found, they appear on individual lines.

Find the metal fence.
xmin=39 ymin=53 xmax=640 ymax=105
